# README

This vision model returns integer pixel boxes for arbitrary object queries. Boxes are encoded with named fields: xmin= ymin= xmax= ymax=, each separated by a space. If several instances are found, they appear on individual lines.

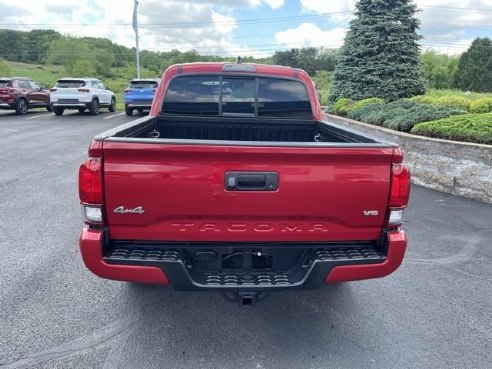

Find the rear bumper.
xmin=79 ymin=227 xmax=169 ymax=285
xmin=79 ymin=227 xmax=406 ymax=289
xmin=52 ymin=102 xmax=88 ymax=108
xmin=125 ymin=102 xmax=152 ymax=109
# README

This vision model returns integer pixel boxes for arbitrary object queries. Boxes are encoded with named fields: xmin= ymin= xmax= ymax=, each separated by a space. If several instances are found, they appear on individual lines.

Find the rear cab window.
xmin=162 ymin=75 xmax=312 ymax=119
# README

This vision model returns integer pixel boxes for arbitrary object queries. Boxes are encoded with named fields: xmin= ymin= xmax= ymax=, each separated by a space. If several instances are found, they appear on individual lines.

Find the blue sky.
xmin=0 ymin=0 xmax=491 ymax=56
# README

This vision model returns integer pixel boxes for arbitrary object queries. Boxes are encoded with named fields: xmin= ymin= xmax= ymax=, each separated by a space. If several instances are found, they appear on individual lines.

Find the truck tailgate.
xmin=102 ymin=141 xmax=394 ymax=242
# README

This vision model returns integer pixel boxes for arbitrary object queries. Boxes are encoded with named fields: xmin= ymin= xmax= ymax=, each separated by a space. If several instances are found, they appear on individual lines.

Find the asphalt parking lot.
xmin=0 ymin=109 xmax=491 ymax=369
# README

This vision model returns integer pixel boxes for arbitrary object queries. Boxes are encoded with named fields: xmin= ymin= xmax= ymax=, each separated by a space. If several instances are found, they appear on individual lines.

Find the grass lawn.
xmin=425 ymin=89 xmax=492 ymax=101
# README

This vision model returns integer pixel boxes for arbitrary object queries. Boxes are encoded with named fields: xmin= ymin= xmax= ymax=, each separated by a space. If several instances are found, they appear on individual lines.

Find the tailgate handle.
xmin=225 ymin=172 xmax=278 ymax=191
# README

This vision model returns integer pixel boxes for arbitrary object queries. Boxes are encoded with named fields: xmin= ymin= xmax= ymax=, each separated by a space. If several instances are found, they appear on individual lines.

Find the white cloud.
xmin=249 ymin=0 xmax=284 ymax=8
xmin=0 ymin=0 xmax=490 ymax=57
xmin=274 ymin=23 xmax=347 ymax=49
xmin=300 ymin=0 xmax=355 ymax=23
xmin=263 ymin=0 xmax=285 ymax=9
xmin=296 ymin=0 xmax=492 ymax=54
xmin=0 ymin=0 xmax=268 ymax=57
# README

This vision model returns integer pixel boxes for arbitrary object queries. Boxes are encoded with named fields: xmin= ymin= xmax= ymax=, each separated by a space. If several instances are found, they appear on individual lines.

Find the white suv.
xmin=50 ymin=78 xmax=116 ymax=116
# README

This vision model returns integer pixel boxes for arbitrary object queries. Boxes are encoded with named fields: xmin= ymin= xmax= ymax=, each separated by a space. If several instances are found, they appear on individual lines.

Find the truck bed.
xmin=102 ymin=115 xmax=381 ymax=144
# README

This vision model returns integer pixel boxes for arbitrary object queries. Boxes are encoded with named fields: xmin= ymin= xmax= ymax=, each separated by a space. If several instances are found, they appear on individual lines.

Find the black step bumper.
xmin=102 ymin=241 xmax=386 ymax=291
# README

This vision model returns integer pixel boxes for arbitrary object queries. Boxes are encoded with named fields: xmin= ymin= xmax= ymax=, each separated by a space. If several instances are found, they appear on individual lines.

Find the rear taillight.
xmin=390 ymin=164 xmax=411 ymax=208
xmin=79 ymin=157 xmax=103 ymax=224
xmin=387 ymin=163 xmax=411 ymax=227
xmin=50 ymin=88 xmax=57 ymax=92
xmin=124 ymin=89 xmax=131 ymax=94
xmin=78 ymin=88 xmax=90 ymax=93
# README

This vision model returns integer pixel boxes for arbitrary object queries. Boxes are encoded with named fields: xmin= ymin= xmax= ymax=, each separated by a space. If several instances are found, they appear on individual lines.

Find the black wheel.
xmin=78 ymin=107 xmax=86 ymax=113
xmin=89 ymin=99 xmax=99 ymax=115
xmin=45 ymin=103 xmax=52 ymax=112
xmin=125 ymin=108 xmax=133 ymax=116
xmin=109 ymin=97 xmax=116 ymax=112
xmin=53 ymin=107 xmax=64 ymax=116
xmin=15 ymin=99 xmax=28 ymax=115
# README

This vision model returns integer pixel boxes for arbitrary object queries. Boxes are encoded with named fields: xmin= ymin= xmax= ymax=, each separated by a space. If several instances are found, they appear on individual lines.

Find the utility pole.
xmin=132 ymin=0 xmax=141 ymax=78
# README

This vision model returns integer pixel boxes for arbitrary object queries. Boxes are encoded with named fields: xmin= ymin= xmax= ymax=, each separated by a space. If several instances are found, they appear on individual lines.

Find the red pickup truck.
xmin=79 ymin=62 xmax=410 ymax=306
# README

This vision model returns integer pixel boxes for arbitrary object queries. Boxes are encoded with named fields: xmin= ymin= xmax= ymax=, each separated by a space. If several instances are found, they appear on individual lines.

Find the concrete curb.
xmin=324 ymin=114 xmax=492 ymax=204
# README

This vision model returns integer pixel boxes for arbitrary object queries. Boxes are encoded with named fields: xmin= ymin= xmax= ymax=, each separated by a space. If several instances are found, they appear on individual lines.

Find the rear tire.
xmin=78 ymin=107 xmax=86 ymax=113
xmin=125 ymin=108 xmax=133 ymax=116
xmin=45 ymin=103 xmax=52 ymax=112
xmin=53 ymin=107 xmax=64 ymax=116
xmin=89 ymin=99 xmax=99 ymax=115
xmin=15 ymin=99 xmax=28 ymax=115
xmin=109 ymin=97 xmax=116 ymax=112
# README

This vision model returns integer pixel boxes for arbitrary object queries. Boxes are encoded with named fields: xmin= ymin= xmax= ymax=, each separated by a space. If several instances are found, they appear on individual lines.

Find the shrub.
xmin=410 ymin=94 xmax=472 ymax=112
xmin=410 ymin=95 xmax=435 ymax=105
xmin=333 ymin=98 xmax=355 ymax=116
xmin=324 ymin=101 xmax=336 ymax=114
xmin=385 ymin=104 xmax=465 ymax=132
xmin=351 ymin=97 xmax=385 ymax=111
xmin=348 ymin=99 xmax=465 ymax=132
xmin=411 ymin=113 xmax=492 ymax=144
xmin=435 ymin=96 xmax=472 ymax=111
xmin=470 ymin=98 xmax=492 ymax=113
xmin=348 ymin=102 xmax=384 ymax=123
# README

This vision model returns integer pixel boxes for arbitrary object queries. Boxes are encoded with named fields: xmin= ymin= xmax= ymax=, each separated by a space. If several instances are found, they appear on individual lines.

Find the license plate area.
xmin=190 ymin=246 xmax=306 ymax=273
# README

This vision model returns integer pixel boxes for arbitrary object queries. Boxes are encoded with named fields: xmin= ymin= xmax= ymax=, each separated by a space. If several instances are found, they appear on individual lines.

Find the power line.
xmin=0 ymin=11 xmax=350 ymax=28
xmin=0 ymin=5 xmax=490 ymax=29
xmin=422 ymin=5 xmax=492 ymax=13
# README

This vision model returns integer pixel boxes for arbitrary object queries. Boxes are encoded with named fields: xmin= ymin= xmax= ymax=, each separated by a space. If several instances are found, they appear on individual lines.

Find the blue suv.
xmin=124 ymin=78 xmax=160 ymax=116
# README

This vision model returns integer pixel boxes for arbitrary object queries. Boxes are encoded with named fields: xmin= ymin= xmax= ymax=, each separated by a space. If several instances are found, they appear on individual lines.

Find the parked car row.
xmin=0 ymin=76 xmax=160 ymax=116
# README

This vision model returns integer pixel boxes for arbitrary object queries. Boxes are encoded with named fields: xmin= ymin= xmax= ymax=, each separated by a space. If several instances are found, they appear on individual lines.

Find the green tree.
xmin=72 ymin=60 xmax=96 ymax=77
xmin=453 ymin=37 xmax=492 ymax=92
xmin=25 ymin=30 xmax=61 ymax=63
xmin=48 ymin=36 xmax=92 ymax=75
xmin=0 ymin=58 xmax=11 ymax=76
xmin=330 ymin=0 xmax=425 ymax=101
xmin=273 ymin=47 xmax=337 ymax=75
xmin=0 ymin=29 xmax=26 ymax=62
xmin=421 ymin=50 xmax=458 ymax=89
xmin=312 ymin=70 xmax=331 ymax=90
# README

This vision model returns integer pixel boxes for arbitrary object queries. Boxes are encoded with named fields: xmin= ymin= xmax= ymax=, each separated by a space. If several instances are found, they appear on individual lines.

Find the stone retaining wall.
xmin=325 ymin=114 xmax=492 ymax=203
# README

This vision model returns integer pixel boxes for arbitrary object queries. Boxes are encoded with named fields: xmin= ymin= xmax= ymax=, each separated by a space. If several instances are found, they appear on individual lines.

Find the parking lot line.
xmin=25 ymin=114 xmax=50 ymax=120
xmin=103 ymin=112 xmax=125 ymax=120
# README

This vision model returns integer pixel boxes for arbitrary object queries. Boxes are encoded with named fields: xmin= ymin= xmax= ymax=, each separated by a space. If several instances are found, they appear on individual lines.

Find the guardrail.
xmin=324 ymin=113 xmax=492 ymax=204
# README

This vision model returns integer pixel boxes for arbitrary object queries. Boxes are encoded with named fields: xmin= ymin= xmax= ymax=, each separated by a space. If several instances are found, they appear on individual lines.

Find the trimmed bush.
xmin=435 ymin=96 xmax=471 ymax=111
xmin=348 ymin=102 xmax=385 ymax=123
xmin=332 ymin=98 xmax=355 ymax=116
xmin=411 ymin=113 xmax=492 ymax=144
xmin=347 ymin=99 xmax=465 ymax=132
xmin=351 ymin=97 xmax=385 ymax=111
xmin=470 ymin=98 xmax=492 ymax=113
xmin=410 ymin=94 xmax=472 ymax=112
xmin=410 ymin=95 xmax=435 ymax=105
